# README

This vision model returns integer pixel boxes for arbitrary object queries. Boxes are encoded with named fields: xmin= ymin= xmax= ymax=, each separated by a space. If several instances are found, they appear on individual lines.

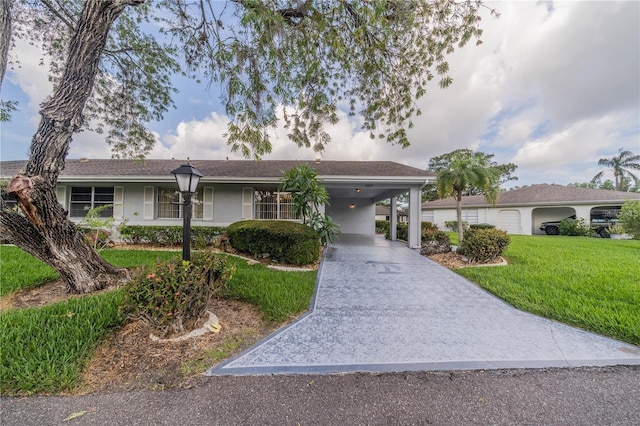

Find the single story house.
xmin=375 ymin=205 xmax=408 ymax=223
xmin=1 ymin=159 xmax=433 ymax=247
xmin=421 ymin=184 xmax=640 ymax=235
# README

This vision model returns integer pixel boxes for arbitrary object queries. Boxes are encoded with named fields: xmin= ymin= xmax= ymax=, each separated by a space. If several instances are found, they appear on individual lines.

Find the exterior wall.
xmin=58 ymin=182 xmax=376 ymax=236
xmin=425 ymin=206 xmax=563 ymax=236
xmin=208 ymin=184 xmax=244 ymax=224
xmin=425 ymin=209 xmax=458 ymax=231
xmin=326 ymin=198 xmax=375 ymax=235
xmin=424 ymin=202 xmax=626 ymax=236
xmin=58 ymin=182 xmax=244 ymax=228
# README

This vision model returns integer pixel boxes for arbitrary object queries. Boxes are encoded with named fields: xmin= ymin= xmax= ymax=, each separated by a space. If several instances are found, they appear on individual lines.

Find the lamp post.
xmin=171 ymin=163 xmax=203 ymax=261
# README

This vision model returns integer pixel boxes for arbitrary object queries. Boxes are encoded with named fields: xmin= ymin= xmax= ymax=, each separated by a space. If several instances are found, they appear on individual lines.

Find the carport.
xmin=532 ymin=206 xmax=576 ymax=235
xmin=323 ymin=177 xmax=429 ymax=248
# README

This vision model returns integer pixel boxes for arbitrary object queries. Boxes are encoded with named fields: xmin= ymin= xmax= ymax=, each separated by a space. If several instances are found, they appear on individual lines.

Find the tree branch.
xmin=40 ymin=0 xmax=77 ymax=31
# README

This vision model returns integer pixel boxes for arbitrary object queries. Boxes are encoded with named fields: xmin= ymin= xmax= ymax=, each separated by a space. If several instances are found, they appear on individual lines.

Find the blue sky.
xmin=1 ymin=1 xmax=639 ymax=188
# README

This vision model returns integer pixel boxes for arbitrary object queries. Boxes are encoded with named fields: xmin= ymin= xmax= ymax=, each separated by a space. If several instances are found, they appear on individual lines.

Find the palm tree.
xmin=436 ymin=152 xmax=500 ymax=243
xmin=592 ymin=148 xmax=640 ymax=192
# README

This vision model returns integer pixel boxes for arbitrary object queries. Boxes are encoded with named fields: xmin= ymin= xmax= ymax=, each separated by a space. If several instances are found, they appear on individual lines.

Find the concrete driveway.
xmin=208 ymin=234 xmax=640 ymax=375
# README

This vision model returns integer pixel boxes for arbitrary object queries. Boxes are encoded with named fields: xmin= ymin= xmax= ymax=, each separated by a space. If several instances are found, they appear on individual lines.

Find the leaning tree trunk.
xmin=1 ymin=0 xmax=141 ymax=293
xmin=0 ymin=0 xmax=11 ymax=86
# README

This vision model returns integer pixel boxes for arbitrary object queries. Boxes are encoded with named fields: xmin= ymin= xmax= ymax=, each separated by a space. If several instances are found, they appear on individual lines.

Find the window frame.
xmin=253 ymin=189 xmax=298 ymax=220
xmin=156 ymin=187 xmax=204 ymax=220
xmin=69 ymin=186 xmax=115 ymax=218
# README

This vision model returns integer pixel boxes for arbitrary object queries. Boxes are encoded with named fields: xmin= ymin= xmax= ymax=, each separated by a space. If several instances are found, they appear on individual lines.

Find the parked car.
xmin=540 ymin=215 xmax=617 ymax=237
xmin=539 ymin=215 xmax=575 ymax=235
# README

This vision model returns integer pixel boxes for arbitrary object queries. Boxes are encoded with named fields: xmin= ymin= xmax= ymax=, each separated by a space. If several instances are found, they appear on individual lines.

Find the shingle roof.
xmin=423 ymin=184 xmax=640 ymax=208
xmin=0 ymin=159 xmax=433 ymax=179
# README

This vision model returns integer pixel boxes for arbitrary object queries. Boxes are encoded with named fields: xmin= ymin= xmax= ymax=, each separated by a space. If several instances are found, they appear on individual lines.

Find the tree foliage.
xmin=5 ymin=0 xmax=495 ymax=158
xmin=591 ymin=148 xmax=640 ymax=192
xmin=280 ymin=164 xmax=339 ymax=244
xmin=618 ymin=200 xmax=640 ymax=240
xmin=8 ymin=0 xmax=180 ymax=157
xmin=568 ymin=178 xmax=640 ymax=192
xmin=428 ymin=149 xmax=517 ymax=192
xmin=434 ymin=149 xmax=500 ymax=242
xmin=0 ymin=0 xmax=495 ymax=292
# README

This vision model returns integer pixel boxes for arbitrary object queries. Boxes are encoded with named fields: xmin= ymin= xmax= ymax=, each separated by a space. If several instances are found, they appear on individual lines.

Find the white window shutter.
xmin=143 ymin=186 xmax=154 ymax=220
xmin=55 ymin=186 xmax=66 ymax=208
xmin=242 ymin=187 xmax=253 ymax=219
xmin=203 ymin=187 xmax=214 ymax=220
xmin=113 ymin=186 xmax=124 ymax=219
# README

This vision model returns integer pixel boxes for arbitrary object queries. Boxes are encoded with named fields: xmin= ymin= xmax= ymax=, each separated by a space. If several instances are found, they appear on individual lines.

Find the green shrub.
xmin=420 ymin=227 xmax=452 ymax=255
xmin=118 ymin=225 xmax=226 ymax=246
xmin=226 ymin=220 xmax=320 ymax=266
xmin=470 ymin=223 xmax=495 ymax=229
xmin=618 ymin=200 xmax=640 ymax=239
xmin=383 ymin=222 xmax=408 ymax=240
xmin=375 ymin=220 xmax=390 ymax=234
xmin=308 ymin=212 xmax=341 ymax=244
xmin=396 ymin=222 xmax=408 ymax=240
xmin=559 ymin=217 xmax=591 ymax=237
xmin=445 ymin=220 xmax=468 ymax=232
xmin=121 ymin=251 xmax=234 ymax=331
xmin=385 ymin=222 xmax=439 ymax=241
xmin=458 ymin=228 xmax=510 ymax=263
xmin=79 ymin=227 xmax=112 ymax=250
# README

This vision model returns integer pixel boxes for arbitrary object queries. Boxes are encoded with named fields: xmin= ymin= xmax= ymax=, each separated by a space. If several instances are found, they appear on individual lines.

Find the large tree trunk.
xmin=0 ymin=0 xmax=11 ymax=86
xmin=1 ymin=0 xmax=141 ymax=293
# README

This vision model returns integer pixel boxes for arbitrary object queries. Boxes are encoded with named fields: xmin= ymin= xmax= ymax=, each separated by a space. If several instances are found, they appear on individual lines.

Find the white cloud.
xmin=511 ymin=113 xmax=639 ymax=180
xmin=2 ymin=1 xmax=638 ymax=189
xmin=5 ymin=39 xmax=52 ymax=110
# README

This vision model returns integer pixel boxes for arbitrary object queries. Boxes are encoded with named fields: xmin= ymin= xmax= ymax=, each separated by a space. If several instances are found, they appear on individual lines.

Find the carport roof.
xmin=423 ymin=184 xmax=640 ymax=209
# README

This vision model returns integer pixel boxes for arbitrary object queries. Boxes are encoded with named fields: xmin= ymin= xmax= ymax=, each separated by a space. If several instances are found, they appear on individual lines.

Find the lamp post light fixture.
xmin=170 ymin=163 xmax=203 ymax=261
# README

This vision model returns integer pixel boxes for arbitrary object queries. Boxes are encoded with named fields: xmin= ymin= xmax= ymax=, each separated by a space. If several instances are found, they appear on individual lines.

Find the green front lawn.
xmin=1 ymin=235 xmax=638 ymax=395
xmin=0 ymin=246 xmax=316 ymax=395
xmin=456 ymin=235 xmax=640 ymax=345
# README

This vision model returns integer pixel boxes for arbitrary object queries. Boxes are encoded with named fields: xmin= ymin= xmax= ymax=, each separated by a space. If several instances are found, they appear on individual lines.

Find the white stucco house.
xmin=421 ymin=184 xmax=640 ymax=235
xmin=1 ymin=159 xmax=434 ymax=247
xmin=375 ymin=205 xmax=408 ymax=223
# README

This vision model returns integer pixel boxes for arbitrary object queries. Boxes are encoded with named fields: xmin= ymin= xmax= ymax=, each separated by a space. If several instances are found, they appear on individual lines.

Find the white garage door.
xmin=498 ymin=209 xmax=522 ymax=234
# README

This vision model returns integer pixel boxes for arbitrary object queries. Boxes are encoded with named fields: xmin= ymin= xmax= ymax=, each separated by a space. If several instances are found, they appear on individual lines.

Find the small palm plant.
xmin=607 ymin=223 xmax=626 ymax=235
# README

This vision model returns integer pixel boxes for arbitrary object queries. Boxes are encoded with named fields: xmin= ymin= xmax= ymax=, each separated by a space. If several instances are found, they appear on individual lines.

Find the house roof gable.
xmin=423 ymin=184 xmax=640 ymax=209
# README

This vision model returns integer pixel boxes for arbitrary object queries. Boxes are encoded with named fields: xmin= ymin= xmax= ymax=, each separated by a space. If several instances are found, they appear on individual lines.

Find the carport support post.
xmin=390 ymin=197 xmax=397 ymax=241
xmin=408 ymin=187 xmax=421 ymax=248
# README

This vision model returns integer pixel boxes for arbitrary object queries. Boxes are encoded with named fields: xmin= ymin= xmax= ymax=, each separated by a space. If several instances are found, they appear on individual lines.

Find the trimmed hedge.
xmin=118 ymin=225 xmax=226 ymax=247
xmin=469 ymin=223 xmax=496 ymax=229
xmin=458 ymin=227 xmax=510 ymax=263
xmin=226 ymin=220 xmax=320 ymax=266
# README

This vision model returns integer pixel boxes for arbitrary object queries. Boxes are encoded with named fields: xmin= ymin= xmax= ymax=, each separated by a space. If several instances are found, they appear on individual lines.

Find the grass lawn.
xmin=0 ymin=246 xmax=316 ymax=395
xmin=456 ymin=235 xmax=640 ymax=346
xmin=1 ymin=236 xmax=638 ymax=395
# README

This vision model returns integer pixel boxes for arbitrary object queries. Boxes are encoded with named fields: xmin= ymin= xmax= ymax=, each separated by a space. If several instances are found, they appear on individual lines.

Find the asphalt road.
xmin=2 ymin=366 xmax=639 ymax=425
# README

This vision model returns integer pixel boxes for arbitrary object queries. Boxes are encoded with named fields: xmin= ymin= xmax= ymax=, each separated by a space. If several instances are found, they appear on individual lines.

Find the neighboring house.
xmin=421 ymin=184 xmax=640 ymax=235
xmin=375 ymin=205 xmax=408 ymax=223
xmin=1 ymin=159 xmax=433 ymax=247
